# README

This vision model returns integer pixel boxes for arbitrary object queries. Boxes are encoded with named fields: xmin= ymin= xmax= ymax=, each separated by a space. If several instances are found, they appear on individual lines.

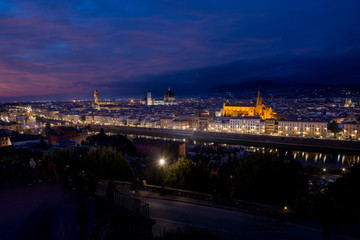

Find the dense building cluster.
xmin=1 ymin=88 xmax=360 ymax=149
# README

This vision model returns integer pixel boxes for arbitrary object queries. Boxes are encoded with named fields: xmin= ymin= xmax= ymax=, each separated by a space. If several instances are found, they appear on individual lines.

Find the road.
xmin=1 ymin=181 xmax=358 ymax=240
xmin=141 ymin=197 xmax=355 ymax=240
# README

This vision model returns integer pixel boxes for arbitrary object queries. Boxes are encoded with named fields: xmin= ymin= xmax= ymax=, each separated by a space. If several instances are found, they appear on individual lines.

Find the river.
xmin=124 ymin=134 xmax=359 ymax=169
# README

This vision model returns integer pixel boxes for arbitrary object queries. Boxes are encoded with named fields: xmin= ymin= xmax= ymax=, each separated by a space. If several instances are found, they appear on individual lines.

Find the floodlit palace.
xmin=222 ymin=89 xmax=276 ymax=120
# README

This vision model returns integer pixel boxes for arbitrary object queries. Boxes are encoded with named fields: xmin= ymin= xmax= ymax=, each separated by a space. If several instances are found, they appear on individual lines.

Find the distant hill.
xmin=204 ymin=80 xmax=360 ymax=98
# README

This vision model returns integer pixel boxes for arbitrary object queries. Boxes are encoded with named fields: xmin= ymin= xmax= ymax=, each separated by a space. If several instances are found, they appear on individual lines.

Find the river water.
xmin=126 ymin=134 xmax=360 ymax=169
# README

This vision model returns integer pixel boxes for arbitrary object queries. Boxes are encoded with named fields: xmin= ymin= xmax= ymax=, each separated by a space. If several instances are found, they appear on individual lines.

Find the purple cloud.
xmin=0 ymin=0 xmax=359 ymax=99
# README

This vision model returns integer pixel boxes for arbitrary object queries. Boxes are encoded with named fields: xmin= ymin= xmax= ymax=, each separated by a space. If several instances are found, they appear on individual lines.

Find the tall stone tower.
xmin=147 ymin=92 xmax=152 ymax=106
xmin=256 ymin=88 xmax=262 ymax=106
xmin=94 ymin=90 xmax=99 ymax=104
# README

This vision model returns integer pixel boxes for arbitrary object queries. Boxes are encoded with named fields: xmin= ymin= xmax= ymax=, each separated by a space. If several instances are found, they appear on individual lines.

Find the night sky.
xmin=1 ymin=1 xmax=359 ymax=100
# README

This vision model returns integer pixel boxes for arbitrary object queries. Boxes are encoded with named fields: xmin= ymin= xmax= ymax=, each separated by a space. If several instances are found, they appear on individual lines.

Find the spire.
xmin=256 ymin=88 xmax=262 ymax=106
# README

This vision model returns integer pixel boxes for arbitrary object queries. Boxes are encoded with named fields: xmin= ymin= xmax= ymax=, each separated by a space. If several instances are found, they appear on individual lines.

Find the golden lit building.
xmin=93 ymin=90 xmax=114 ymax=106
xmin=94 ymin=90 xmax=99 ymax=104
xmin=222 ymin=89 xmax=276 ymax=120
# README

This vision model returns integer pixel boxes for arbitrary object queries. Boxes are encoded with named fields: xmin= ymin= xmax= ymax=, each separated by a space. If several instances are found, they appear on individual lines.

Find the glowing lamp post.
xmin=159 ymin=158 xmax=165 ymax=195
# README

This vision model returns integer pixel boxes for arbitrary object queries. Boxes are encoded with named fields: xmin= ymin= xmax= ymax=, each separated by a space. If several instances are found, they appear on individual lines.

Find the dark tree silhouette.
xmin=99 ymin=128 xmax=107 ymax=139
xmin=164 ymin=157 xmax=210 ymax=192
xmin=233 ymin=152 xmax=306 ymax=206
xmin=326 ymin=164 xmax=360 ymax=223
xmin=328 ymin=121 xmax=339 ymax=138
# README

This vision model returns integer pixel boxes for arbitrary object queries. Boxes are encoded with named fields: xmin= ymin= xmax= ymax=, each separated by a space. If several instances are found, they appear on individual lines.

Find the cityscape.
xmin=1 ymin=1 xmax=360 ymax=240
xmin=1 ymin=88 xmax=360 ymax=143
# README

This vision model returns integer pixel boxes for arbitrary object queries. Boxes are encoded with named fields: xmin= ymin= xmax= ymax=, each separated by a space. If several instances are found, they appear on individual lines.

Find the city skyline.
xmin=1 ymin=1 xmax=360 ymax=101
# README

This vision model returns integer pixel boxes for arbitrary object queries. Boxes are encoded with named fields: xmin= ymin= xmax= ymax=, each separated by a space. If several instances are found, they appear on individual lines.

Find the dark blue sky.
xmin=0 ymin=0 xmax=359 ymax=100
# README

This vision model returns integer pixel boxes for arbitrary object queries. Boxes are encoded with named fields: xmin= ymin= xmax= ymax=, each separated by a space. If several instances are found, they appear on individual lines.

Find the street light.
xmin=159 ymin=158 xmax=165 ymax=195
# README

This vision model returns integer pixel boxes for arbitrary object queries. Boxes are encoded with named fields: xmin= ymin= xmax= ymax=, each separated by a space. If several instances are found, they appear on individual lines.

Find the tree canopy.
xmin=164 ymin=157 xmax=209 ymax=192
xmin=233 ymin=152 xmax=306 ymax=206
xmin=42 ymin=146 xmax=132 ymax=181
xmin=326 ymin=164 xmax=360 ymax=223
xmin=328 ymin=121 xmax=340 ymax=138
xmin=82 ymin=146 xmax=132 ymax=180
xmin=85 ymin=130 xmax=136 ymax=155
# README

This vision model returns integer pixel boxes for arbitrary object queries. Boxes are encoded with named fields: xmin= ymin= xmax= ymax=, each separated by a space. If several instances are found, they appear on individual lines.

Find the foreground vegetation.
xmin=1 ymin=129 xmax=359 ymax=228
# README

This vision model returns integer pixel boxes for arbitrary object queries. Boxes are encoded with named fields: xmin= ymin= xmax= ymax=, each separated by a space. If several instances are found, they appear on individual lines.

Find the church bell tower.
xmin=256 ymin=88 xmax=262 ymax=106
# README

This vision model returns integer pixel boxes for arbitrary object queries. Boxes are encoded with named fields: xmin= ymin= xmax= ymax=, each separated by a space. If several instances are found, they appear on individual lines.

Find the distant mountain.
xmin=204 ymin=80 xmax=360 ymax=98
xmin=207 ymin=79 xmax=290 ymax=92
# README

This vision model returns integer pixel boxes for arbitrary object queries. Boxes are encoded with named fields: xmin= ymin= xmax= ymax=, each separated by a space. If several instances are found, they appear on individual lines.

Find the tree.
xmin=39 ymin=138 xmax=47 ymax=149
xmin=326 ymin=164 xmax=360 ymax=223
xmin=83 ymin=146 xmax=132 ymax=181
xmin=42 ymin=149 xmax=78 ymax=166
xmin=99 ymin=128 xmax=107 ymax=139
xmin=41 ymin=147 xmax=132 ymax=181
xmin=233 ymin=152 xmax=306 ymax=206
xmin=328 ymin=121 xmax=339 ymax=138
xmin=86 ymin=133 xmax=136 ymax=155
xmin=164 ymin=157 xmax=210 ymax=192
xmin=164 ymin=157 xmax=193 ymax=189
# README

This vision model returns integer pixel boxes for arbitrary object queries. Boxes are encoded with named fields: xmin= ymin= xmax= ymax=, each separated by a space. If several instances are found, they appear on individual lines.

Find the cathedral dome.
xmin=164 ymin=88 xmax=175 ymax=99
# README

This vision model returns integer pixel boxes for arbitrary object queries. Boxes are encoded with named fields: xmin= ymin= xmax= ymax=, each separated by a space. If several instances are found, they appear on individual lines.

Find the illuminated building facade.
xmin=278 ymin=120 xmax=327 ymax=138
xmin=147 ymin=92 xmax=153 ymax=105
xmin=209 ymin=120 xmax=228 ymax=132
xmin=344 ymin=122 xmax=360 ymax=140
xmin=160 ymin=117 xmax=174 ymax=128
xmin=172 ymin=119 xmax=190 ymax=129
xmin=142 ymin=88 xmax=176 ymax=106
xmin=0 ymin=130 xmax=11 ymax=147
xmin=47 ymin=126 xmax=88 ymax=146
xmin=229 ymin=117 xmax=265 ymax=134
xmin=0 ymin=121 xmax=22 ymax=133
xmin=264 ymin=119 xmax=277 ymax=134
xmin=142 ymin=91 xmax=165 ymax=105
xmin=222 ymin=89 xmax=276 ymax=120
xmin=126 ymin=117 xmax=141 ymax=126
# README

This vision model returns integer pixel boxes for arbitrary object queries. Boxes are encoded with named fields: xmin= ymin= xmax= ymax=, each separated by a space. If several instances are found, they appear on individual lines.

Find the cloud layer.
xmin=0 ymin=1 xmax=359 ymax=100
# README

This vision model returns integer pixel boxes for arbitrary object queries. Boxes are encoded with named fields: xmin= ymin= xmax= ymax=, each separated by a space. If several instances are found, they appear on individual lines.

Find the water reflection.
xmin=121 ymin=134 xmax=360 ymax=167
